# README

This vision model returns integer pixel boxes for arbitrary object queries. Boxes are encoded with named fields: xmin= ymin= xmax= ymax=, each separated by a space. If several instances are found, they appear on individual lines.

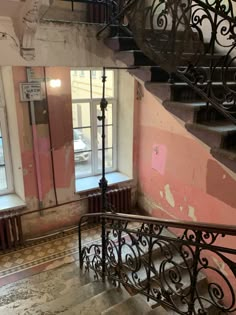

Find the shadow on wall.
xmin=206 ymin=159 xmax=236 ymax=209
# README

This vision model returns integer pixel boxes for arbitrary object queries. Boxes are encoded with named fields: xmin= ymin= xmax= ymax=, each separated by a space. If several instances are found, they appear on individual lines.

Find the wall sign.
xmin=20 ymin=83 xmax=42 ymax=102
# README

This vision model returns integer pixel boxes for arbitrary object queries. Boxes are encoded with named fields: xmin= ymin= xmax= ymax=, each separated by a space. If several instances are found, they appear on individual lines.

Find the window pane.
xmin=97 ymin=126 xmax=113 ymax=149
xmin=75 ymin=151 xmax=92 ymax=178
xmin=72 ymin=103 xmax=90 ymax=128
xmin=97 ymin=103 xmax=113 ymax=126
xmin=98 ymin=149 xmax=113 ymax=170
xmin=92 ymin=70 xmax=114 ymax=98
xmin=73 ymin=128 xmax=91 ymax=151
xmin=0 ymin=166 xmax=7 ymax=190
xmin=0 ymin=125 xmax=7 ymax=190
xmin=71 ymin=70 xmax=91 ymax=99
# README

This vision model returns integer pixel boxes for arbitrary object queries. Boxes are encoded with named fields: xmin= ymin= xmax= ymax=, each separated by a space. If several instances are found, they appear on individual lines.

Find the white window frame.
xmin=0 ymin=107 xmax=13 ymax=195
xmin=71 ymin=69 xmax=117 ymax=179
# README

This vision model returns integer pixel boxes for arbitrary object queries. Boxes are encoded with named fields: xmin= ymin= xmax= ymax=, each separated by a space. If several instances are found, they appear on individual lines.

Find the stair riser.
xmin=170 ymin=85 xmax=236 ymax=102
xmin=185 ymin=125 xmax=224 ymax=147
xmin=162 ymin=105 xmax=199 ymax=123
xmin=196 ymin=107 xmax=227 ymax=123
xmin=105 ymin=37 xmax=139 ymax=51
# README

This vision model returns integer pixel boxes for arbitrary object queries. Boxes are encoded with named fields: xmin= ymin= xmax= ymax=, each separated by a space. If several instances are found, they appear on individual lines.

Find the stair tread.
xmin=212 ymin=147 xmax=236 ymax=159
xmin=102 ymin=294 xmax=151 ymax=315
xmin=62 ymin=287 xmax=130 ymax=315
xmin=147 ymin=306 xmax=169 ymax=315
xmin=22 ymin=281 xmax=111 ymax=315
xmin=163 ymin=100 xmax=207 ymax=109
xmin=187 ymin=121 xmax=236 ymax=134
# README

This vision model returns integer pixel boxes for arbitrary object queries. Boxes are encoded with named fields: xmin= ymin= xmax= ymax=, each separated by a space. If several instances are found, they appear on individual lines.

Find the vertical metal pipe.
xmin=78 ymin=221 xmax=83 ymax=269
xmin=26 ymin=68 xmax=43 ymax=211
xmin=99 ymin=67 xmax=108 ymax=212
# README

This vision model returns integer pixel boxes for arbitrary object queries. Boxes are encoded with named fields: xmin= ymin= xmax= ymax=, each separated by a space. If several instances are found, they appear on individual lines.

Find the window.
xmin=0 ymin=107 xmax=13 ymax=195
xmin=71 ymin=69 xmax=116 ymax=179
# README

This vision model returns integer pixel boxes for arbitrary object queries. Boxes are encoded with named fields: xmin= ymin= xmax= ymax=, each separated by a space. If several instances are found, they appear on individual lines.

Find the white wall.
xmin=0 ymin=17 xmax=116 ymax=67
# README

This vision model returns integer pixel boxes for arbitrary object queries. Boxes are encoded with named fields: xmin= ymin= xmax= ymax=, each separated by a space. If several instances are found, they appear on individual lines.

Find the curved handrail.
xmin=78 ymin=211 xmax=236 ymax=235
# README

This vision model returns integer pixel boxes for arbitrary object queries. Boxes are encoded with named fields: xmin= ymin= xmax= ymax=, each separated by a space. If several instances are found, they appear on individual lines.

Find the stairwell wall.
xmin=135 ymin=82 xmax=236 ymax=300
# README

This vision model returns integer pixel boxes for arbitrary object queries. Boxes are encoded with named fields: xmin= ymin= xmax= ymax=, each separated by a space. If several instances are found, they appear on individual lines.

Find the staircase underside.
xmin=106 ymin=34 xmax=236 ymax=172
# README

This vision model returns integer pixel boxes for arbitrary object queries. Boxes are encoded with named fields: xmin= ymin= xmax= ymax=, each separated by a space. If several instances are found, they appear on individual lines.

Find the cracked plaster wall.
xmin=135 ymin=82 xmax=236 ymax=299
xmin=12 ymin=66 xmax=83 ymax=238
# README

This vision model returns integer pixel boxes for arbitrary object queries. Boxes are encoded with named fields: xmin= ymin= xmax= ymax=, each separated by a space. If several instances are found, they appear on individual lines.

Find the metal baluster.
xmin=188 ymin=230 xmax=201 ymax=314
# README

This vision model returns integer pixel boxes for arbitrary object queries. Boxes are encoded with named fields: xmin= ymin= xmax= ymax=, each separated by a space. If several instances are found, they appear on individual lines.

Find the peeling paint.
xmin=160 ymin=191 xmax=163 ymax=198
xmin=213 ymin=257 xmax=228 ymax=276
xmin=188 ymin=206 xmax=197 ymax=221
xmin=164 ymin=184 xmax=175 ymax=207
xmin=179 ymin=206 xmax=183 ymax=212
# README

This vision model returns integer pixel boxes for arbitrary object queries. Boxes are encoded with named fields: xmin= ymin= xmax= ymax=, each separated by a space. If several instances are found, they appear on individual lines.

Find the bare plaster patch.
xmin=212 ymin=257 xmax=228 ymax=276
xmin=164 ymin=184 xmax=175 ymax=208
xmin=160 ymin=191 xmax=163 ymax=198
xmin=188 ymin=206 xmax=197 ymax=221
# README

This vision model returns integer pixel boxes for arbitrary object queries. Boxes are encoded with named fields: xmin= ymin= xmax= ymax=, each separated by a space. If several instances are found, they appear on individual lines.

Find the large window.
xmin=0 ymin=107 xmax=13 ymax=195
xmin=71 ymin=69 xmax=117 ymax=179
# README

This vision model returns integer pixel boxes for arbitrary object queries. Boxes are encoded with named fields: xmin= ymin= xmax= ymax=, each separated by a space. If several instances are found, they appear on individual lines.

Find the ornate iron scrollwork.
xmin=79 ymin=213 xmax=236 ymax=314
xmin=101 ymin=0 xmax=236 ymax=122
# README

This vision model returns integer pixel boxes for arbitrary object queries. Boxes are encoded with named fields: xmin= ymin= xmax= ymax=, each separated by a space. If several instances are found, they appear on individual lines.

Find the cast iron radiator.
xmin=0 ymin=214 xmax=23 ymax=250
xmin=88 ymin=187 xmax=131 ymax=215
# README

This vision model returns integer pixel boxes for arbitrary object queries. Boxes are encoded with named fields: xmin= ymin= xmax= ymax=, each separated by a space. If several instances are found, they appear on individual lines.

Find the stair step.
xmin=105 ymin=36 xmax=139 ymax=51
xmin=147 ymin=306 xmax=169 ymax=315
xmin=211 ymin=147 xmax=236 ymax=172
xmin=29 ymin=281 xmax=111 ymax=314
xmin=163 ymin=101 xmax=207 ymax=123
xmin=0 ymin=262 xmax=93 ymax=314
xmin=186 ymin=121 xmax=236 ymax=148
xmin=102 ymin=294 xmax=151 ymax=315
xmin=116 ymin=50 xmax=227 ymax=68
xmin=62 ymin=286 xmax=130 ymax=315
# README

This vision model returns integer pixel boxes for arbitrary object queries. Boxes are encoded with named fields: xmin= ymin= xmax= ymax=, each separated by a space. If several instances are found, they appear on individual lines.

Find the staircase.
xmin=0 ymin=260 xmax=180 ymax=314
xmin=104 ymin=29 xmax=236 ymax=172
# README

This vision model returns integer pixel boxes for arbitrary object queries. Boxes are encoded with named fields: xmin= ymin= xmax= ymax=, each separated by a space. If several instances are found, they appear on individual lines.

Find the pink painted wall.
xmin=12 ymin=67 xmax=82 ymax=237
xmin=136 ymin=84 xmax=236 ymax=311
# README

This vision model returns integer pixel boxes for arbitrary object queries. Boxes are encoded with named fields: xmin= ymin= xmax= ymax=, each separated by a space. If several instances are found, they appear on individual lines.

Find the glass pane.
xmin=92 ymin=70 xmax=114 ymax=98
xmin=98 ymin=149 xmax=113 ymax=170
xmin=74 ymin=151 xmax=92 ymax=178
xmin=72 ymin=103 xmax=90 ymax=128
xmin=0 ymin=166 xmax=7 ymax=191
xmin=71 ymin=70 xmax=91 ymax=99
xmin=97 ymin=103 xmax=113 ymax=126
xmin=97 ymin=126 xmax=113 ymax=149
xmin=0 ymin=137 xmax=4 ymax=166
xmin=73 ymin=128 xmax=91 ymax=151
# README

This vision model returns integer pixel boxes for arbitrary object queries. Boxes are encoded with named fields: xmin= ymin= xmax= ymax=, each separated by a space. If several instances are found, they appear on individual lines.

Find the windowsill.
xmin=0 ymin=194 xmax=26 ymax=212
xmin=75 ymin=172 xmax=132 ymax=193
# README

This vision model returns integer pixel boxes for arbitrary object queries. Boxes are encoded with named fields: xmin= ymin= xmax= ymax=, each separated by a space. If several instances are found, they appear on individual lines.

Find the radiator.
xmin=88 ymin=187 xmax=131 ymax=215
xmin=0 ymin=215 xmax=23 ymax=250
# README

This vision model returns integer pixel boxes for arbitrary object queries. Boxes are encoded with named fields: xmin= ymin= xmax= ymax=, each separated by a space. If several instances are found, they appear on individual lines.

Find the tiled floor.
xmin=0 ymin=221 xmax=141 ymax=288
xmin=0 ymin=225 xmax=101 ymax=287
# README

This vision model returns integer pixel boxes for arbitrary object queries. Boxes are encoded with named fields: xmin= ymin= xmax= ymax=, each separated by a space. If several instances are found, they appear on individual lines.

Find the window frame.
xmin=71 ymin=69 xmax=117 ymax=179
xmin=0 ymin=107 xmax=13 ymax=195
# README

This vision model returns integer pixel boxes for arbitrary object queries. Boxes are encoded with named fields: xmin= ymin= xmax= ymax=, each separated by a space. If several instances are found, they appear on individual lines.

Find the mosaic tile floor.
xmin=0 ymin=221 xmax=141 ymax=287
xmin=0 ymin=226 xmax=101 ymax=287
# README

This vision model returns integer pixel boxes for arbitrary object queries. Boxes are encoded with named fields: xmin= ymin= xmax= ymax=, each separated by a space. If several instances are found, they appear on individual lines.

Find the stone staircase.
xmin=0 ymin=224 xmax=219 ymax=314
xmin=105 ymin=31 xmax=236 ymax=172
xmin=0 ymin=260 xmax=169 ymax=314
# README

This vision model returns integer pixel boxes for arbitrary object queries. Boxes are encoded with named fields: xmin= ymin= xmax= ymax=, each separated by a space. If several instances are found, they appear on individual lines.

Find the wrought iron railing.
xmin=78 ymin=212 xmax=236 ymax=314
xmin=96 ymin=0 xmax=236 ymax=124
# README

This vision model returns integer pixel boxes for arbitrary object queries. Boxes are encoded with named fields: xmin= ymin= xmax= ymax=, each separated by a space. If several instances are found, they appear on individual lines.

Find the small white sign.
xmin=20 ymin=83 xmax=42 ymax=102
